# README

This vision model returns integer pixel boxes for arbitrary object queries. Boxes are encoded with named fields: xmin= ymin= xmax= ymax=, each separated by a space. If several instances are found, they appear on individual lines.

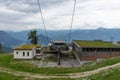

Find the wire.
xmin=37 ymin=0 xmax=49 ymax=44
xmin=68 ymin=0 xmax=76 ymax=42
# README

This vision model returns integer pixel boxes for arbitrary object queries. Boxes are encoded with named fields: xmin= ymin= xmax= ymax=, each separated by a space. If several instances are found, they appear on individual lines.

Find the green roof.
xmin=73 ymin=40 xmax=120 ymax=48
xmin=14 ymin=44 xmax=42 ymax=50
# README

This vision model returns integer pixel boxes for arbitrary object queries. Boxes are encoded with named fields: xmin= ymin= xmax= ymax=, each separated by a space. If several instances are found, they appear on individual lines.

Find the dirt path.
xmin=0 ymin=62 xmax=120 ymax=79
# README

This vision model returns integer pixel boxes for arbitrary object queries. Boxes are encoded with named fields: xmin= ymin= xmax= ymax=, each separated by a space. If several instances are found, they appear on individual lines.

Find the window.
xmin=23 ymin=52 xmax=25 ymax=56
xmin=27 ymin=52 xmax=29 ymax=56
xmin=16 ymin=52 xmax=19 ymax=54
xmin=36 ymin=50 xmax=41 ymax=54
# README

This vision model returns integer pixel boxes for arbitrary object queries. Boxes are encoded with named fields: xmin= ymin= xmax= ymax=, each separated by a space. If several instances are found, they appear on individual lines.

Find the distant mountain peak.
xmin=0 ymin=30 xmax=24 ymax=48
xmin=97 ymin=27 xmax=107 ymax=30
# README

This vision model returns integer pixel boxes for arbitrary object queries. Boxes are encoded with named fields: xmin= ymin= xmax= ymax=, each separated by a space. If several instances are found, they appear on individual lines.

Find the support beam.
xmin=73 ymin=51 xmax=81 ymax=65
xmin=57 ymin=48 xmax=61 ymax=65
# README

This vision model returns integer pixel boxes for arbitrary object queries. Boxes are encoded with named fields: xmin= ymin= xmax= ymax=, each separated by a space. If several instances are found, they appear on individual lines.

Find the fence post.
xmin=95 ymin=50 xmax=98 ymax=61
xmin=110 ymin=49 xmax=112 ymax=58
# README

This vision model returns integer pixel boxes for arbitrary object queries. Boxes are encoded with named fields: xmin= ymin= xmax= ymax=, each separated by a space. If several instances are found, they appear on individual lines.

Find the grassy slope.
xmin=79 ymin=67 xmax=120 ymax=80
xmin=31 ymin=67 xmax=120 ymax=80
xmin=0 ymin=53 xmax=120 ymax=75
xmin=33 ymin=78 xmax=74 ymax=80
xmin=0 ymin=53 xmax=120 ymax=80
xmin=0 ymin=67 xmax=120 ymax=80
xmin=0 ymin=72 xmax=24 ymax=80
xmin=1 ymin=67 xmax=119 ymax=80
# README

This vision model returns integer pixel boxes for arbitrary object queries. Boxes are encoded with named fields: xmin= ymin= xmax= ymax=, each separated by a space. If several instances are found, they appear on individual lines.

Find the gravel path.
xmin=0 ymin=62 xmax=120 ymax=79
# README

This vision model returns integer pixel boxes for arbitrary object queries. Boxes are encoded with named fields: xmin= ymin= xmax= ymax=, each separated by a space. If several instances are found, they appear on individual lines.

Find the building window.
xmin=23 ymin=52 xmax=25 ymax=56
xmin=36 ymin=50 xmax=41 ymax=54
xmin=27 ymin=52 xmax=29 ymax=56
xmin=16 ymin=52 xmax=19 ymax=54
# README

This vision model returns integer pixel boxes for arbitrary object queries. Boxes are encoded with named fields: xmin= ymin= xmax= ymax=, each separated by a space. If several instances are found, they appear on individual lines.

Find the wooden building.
xmin=72 ymin=40 xmax=120 ymax=60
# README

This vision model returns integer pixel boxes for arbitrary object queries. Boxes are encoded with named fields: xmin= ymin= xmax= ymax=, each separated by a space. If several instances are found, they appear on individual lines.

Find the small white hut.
xmin=13 ymin=44 xmax=44 ymax=59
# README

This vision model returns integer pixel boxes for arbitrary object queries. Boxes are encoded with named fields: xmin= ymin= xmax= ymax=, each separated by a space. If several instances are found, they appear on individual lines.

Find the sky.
xmin=0 ymin=0 xmax=120 ymax=31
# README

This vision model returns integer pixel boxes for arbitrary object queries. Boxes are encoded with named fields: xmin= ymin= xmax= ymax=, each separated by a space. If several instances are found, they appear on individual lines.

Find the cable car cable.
xmin=37 ymin=0 xmax=49 ymax=43
xmin=68 ymin=0 xmax=76 ymax=42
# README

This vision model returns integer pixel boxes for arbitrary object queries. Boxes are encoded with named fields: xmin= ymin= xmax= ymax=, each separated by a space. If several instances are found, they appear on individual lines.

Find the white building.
xmin=13 ymin=44 xmax=44 ymax=59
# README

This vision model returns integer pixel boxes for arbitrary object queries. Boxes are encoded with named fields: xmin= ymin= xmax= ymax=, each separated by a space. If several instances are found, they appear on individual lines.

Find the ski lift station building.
xmin=72 ymin=40 xmax=120 ymax=60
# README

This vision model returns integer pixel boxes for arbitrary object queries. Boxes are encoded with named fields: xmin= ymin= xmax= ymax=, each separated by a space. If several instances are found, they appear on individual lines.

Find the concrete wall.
xmin=14 ymin=50 xmax=34 ymax=59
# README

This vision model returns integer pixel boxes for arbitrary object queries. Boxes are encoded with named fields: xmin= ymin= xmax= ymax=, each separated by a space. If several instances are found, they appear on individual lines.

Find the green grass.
xmin=0 ymin=72 xmax=24 ymax=80
xmin=0 ymin=52 xmax=4 ymax=54
xmin=1 ymin=53 xmax=120 ymax=80
xmin=0 ymin=52 xmax=8 ymax=55
xmin=79 ymin=67 xmax=120 ymax=80
xmin=74 ymin=40 xmax=119 ymax=48
xmin=1 ymin=53 xmax=120 ymax=75
xmin=14 ymin=44 xmax=42 ymax=50
xmin=32 ymin=67 xmax=120 ymax=80
xmin=33 ymin=78 xmax=74 ymax=80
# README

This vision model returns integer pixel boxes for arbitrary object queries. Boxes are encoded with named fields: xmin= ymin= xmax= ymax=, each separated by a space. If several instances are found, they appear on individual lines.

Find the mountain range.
xmin=1 ymin=28 xmax=120 ymax=52
xmin=0 ymin=31 xmax=24 ymax=48
xmin=0 ymin=31 xmax=24 ymax=52
xmin=7 ymin=28 xmax=120 ymax=42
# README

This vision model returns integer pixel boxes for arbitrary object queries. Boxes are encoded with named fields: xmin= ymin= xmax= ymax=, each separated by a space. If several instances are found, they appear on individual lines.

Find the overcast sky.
xmin=0 ymin=0 xmax=120 ymax=31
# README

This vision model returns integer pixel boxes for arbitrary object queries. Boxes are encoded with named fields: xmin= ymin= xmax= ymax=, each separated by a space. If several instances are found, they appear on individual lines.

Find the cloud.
xmin=0 ymin=0 xmax=120 ymax=31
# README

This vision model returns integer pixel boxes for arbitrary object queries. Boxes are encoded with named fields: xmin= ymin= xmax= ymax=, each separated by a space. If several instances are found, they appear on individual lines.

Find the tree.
xmin=28 ymin=30 xmax=38 ymax=44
